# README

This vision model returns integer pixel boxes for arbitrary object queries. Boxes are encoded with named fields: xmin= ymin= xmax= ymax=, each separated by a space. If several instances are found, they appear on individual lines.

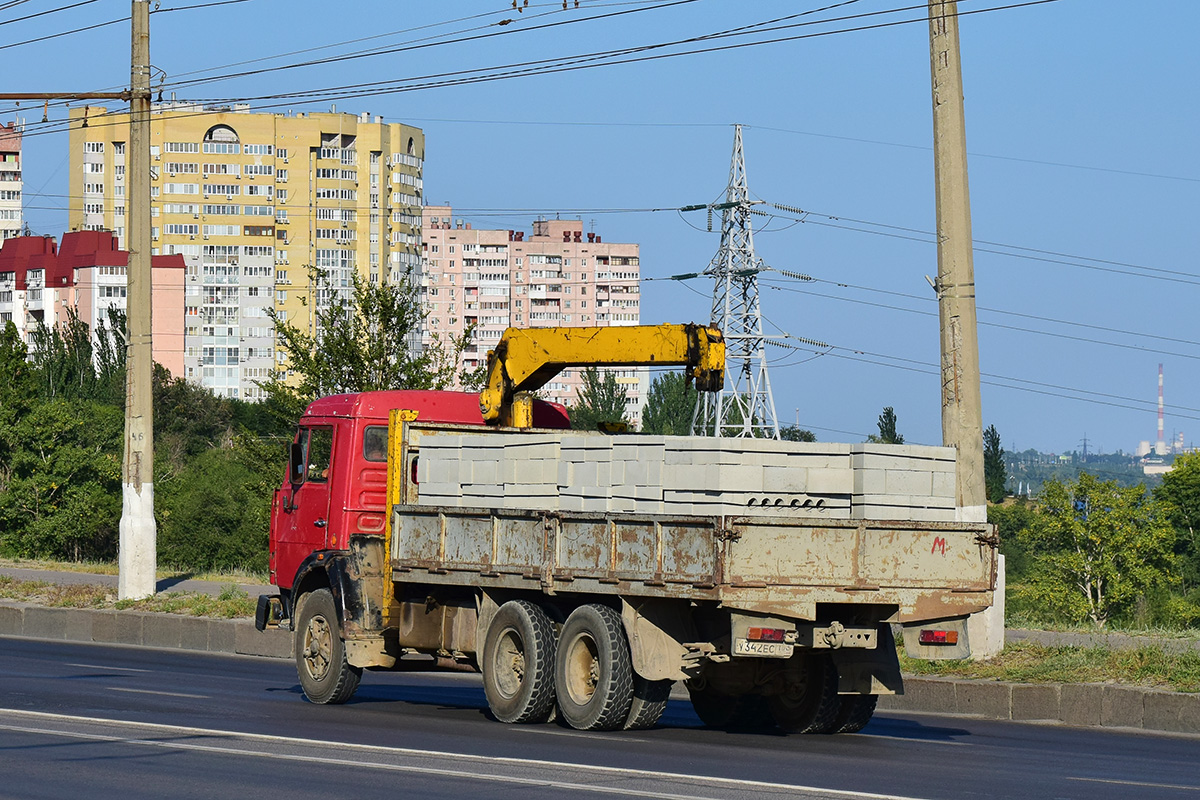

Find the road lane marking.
xmin=0 ymin=708 xmax=933 ymax=800
xmin=1069 ymin=777 xmax=1200 ymax=792
xmin=108 ymin=687 xmax=209 ymax=699
xmin=65 ymin=663 xmax=152 ymax=673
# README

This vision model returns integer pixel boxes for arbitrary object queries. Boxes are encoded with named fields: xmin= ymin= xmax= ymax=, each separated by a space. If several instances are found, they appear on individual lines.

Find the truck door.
xmin=276 ymin=425 xmax=336 ymax=587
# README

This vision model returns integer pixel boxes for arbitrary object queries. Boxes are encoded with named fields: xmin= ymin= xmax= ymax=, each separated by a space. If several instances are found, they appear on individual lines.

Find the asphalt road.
xmin=0 ymin=637 xmax=1196 ymax=800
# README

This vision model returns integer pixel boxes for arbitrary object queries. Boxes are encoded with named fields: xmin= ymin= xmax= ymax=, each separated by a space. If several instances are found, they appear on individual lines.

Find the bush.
xmin=156 ymin=447 xmax=273 ymax=573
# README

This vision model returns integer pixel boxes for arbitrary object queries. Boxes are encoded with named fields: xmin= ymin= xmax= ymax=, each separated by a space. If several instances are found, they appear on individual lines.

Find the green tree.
xmin=27 ymin=306 xmax=125 ymax=406
xmin=265 ymin=270 xmax=473 ymax=424
xmin=779 ymin=425 xmax=817 ymax=442
xmin=988 ymin=500 xmax=1037 ymax=581
xmin=984 ymin=424 xmax=1006 ymax=503
xmin=1155 ymin=451 xmax=1200 ymax=593
xmin=569 ymin=367 xmax=629 ymax=430
xmin=641 ymin=371 xmax=697 ymax=435
xmin=867 ymin=406 xmax=904 ymax=444
xmin=0 ymin=399 xmax=124 ymax=561
xmin=1020 ymin=473 xmax=1176 ymax=627
xmin=157 ymin=440 xmax=277 ymax=573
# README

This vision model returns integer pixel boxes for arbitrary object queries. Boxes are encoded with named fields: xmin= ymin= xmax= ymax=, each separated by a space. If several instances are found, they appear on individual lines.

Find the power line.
xmin=746 ymin=124 xmax=1200 ymax=185
xmin=759 ymin=280 xmax=1200 ymax=364
xmin=0 ymin=0 xmax=100 ymax=28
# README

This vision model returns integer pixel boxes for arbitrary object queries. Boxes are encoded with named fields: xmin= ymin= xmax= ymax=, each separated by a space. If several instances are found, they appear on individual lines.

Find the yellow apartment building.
xmin=68 ymin=103 xmax=424 ymax=399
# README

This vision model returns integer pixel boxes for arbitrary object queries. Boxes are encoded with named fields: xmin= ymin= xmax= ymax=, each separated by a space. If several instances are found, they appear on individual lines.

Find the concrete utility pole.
xmin=119 ymin=0 xmax=156 ymax=600
xmin=928 ymin=0 xmax=985 ymax=523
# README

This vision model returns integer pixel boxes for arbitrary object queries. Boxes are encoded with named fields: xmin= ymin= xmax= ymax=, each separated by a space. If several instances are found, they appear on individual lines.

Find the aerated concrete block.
xmin=932 ymin=471 xmax=956 ymax=497
xmin=885 ymin=469 xmax=934 ymax=496
xmin=805 ymin=467 xmax=854 ymax=494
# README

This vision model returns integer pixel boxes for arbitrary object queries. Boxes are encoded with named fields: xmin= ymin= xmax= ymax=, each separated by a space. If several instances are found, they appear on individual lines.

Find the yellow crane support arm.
xmin=479 ymin=323 xmax=725 ymax=427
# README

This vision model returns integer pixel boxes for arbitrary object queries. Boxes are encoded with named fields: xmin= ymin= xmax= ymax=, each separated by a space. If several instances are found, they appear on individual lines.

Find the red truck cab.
xmin=269 ymin=389 xmax=569 ymax=593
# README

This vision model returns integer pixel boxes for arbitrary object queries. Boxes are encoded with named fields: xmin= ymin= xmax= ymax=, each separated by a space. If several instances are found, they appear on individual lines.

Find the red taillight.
xmin=918 ymin=629 xmax=959 ymax=645
xmin=411 ymin=456 xmax=419 ymax=485
xmin=747 ymin=627 xmax=786 ymax=642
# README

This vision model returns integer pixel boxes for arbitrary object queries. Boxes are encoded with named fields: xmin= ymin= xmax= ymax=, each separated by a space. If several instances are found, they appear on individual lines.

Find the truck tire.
xmin=624 ymin=676 xmax=672 ymax=730
xmin=767 ymin=653 xmax=839 ymax=734
xmin=481 ymin=599 xmax=558 ymax=724
xmin=555 ymin=604 xmax=634 ymax=731
xmin=687 ymin=685 xmax=772 ymax=730
xmin=831 ymin=694 xmax=878 ymax=734
xmin=295 ymin=588 xmax=361 ymax=705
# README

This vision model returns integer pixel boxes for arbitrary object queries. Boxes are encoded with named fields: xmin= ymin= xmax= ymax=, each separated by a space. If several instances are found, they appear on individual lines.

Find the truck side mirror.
xmin=289 ymin=441 xmax=305 ymax=485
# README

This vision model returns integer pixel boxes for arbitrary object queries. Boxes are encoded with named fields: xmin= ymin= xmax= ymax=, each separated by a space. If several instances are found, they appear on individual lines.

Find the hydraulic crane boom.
xmin=479 ymin=323 xmax=725 ymax=427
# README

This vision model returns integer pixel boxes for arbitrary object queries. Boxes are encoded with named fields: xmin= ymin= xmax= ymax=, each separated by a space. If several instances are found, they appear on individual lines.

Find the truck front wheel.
xmin=481 ymin=600 xmax=558 ymax=723
xmin=295 ymin=588 xmax=362 ymax=705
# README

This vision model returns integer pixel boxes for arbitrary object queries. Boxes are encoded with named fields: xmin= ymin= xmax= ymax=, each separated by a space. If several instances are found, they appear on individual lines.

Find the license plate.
xmin=733 ymin=639 xmax=795 ymax=658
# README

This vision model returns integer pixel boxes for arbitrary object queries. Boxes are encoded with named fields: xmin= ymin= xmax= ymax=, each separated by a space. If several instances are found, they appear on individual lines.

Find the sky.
xmin=8 ymin=0 xmax=1199 ymax=453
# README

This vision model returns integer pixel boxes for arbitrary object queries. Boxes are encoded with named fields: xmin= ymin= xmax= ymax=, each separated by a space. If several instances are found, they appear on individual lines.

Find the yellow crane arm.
xmin=479 ymin=323 xmax=725 ymax=427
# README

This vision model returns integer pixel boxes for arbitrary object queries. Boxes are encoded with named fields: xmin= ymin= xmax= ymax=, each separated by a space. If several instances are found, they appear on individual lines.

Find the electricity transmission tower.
xmin=692 ymin=124 xmax=780 ymax=439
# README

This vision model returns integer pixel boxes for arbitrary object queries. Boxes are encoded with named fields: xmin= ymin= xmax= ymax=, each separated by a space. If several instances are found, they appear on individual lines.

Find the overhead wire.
xmin=9 ymin=0 xmax=1062 ymax=142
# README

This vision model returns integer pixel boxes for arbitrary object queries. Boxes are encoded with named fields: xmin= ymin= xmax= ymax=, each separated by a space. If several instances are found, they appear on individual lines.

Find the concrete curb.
xmin=4 ymin=600 xmax=1196 ymax=735
xmin=0 ymin=600 xmax=292 ymax=660
xmin=879 ymin=676 xmax=1200 ymax=734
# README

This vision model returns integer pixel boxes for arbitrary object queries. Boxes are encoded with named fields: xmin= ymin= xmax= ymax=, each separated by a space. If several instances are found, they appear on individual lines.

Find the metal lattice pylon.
xmin=692 ymin=125 xmax=780 ymax=439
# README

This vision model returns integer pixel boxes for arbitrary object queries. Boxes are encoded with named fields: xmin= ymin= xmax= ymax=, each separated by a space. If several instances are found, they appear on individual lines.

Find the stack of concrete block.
xmin=414 ymin=428 xmax=958 ymax=523
xmin=849 ymin=443 xmax=957 ymax=522
xmin=608 ymin=436 xmax=666 ymax=515
xmin=500 ymin=433 xmax=561 ymax=509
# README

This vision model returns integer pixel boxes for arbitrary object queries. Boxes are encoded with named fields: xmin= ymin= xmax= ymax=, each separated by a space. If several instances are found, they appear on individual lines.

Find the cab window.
xmin=305 ymin=427 xmax=334 ymax=483
xmin=363 ymin=426 xmax=388 ymax=462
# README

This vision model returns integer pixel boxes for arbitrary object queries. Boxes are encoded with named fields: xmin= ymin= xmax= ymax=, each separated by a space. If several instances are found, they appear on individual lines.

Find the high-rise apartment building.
xmin=421 ymin=206 xmax=647 ymax=420
xmin=68 ymin=104 xmax=424 ymax=399
xmin=0 ymin=122 xmax=22 ymax=242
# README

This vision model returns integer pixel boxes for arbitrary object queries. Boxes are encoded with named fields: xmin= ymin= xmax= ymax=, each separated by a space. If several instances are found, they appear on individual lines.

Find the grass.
xmin=0 ymin=556 xmax=268 ymax=585
xmin=0 ymin=575 xmax=256 ymax=619
xmin=900 ymin=641 xmax=1200 ymax=694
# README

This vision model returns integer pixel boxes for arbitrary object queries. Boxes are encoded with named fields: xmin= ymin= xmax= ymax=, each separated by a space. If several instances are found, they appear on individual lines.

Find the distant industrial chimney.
xmin=1156 ymin=364 xmax=1167 ymax=456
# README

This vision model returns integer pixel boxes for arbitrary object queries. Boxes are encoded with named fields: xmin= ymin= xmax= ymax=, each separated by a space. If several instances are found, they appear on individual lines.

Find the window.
xmin=244 ymin=144 xmax=273 ymax=155
xmin=165 ymin=142 xmax=200 ymax=153
xmin=203 ymin=141 xmax=240 ymax=154
xmin=245 ymin=164 xmax=274 ymax=176
xmin=84 ymin=142 xmax=105 ymax=153
xmin=164 ymin=183 xmax=199 ymax=195
xmin=166 ymin=162 xmax=199 ymax=174
xmin=84 ymin=163 xmax=104 ymax=174
xmin=363 ymin=426 xmax=387 ymax=462
xmin=290 ymin=426 xmax=332 ymax=484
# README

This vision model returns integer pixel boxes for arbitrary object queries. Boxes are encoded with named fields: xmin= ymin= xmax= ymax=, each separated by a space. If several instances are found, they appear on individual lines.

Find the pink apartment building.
xmin=421 ymin=206 xmax=648 ymax=421
xmin=0 ymin=231 xmax=185 ymax=377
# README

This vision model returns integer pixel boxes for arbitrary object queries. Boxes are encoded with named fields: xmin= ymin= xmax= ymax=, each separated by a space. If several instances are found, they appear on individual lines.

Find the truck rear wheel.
xmin=767 ymin=653 xmax=839 ymax=734
xmin=295 ymin=588 xmax=361 ymax=705
xmin=482 ymin=599 xmax=558 ymax=723
xmin=624 ymin=676 xmax=672 ymax=730
xmin=555 ymin=604 xmax=634 ymax=731
xmin=831 ymin=694 xmax=878 ymax=734
xmin=687 ymin=685 xmax=772 ymax=730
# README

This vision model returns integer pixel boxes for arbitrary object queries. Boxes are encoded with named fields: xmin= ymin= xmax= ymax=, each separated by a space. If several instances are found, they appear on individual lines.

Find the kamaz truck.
xmin=257 ymin=323 xmax=997 ymax=733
